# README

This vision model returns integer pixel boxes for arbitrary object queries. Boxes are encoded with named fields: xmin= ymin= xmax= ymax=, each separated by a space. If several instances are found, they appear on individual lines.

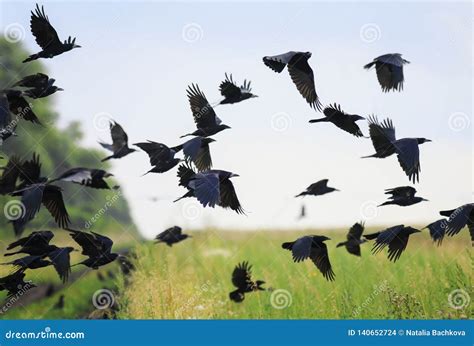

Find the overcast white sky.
xmin=1 ymin=1 xmax=472 ymax=238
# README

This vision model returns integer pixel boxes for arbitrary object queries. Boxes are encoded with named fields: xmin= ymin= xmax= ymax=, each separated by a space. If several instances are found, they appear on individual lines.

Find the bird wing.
xmin=287 ymin=54 xmax=322 ymax=110
xmin=376 ymin=53 xmax=406 ymax=67
xmin=30 ymin=4 xmax=62 ymax=50
xmin=385 ymin=186 xmax=417 ymax=199
xmin=308 ymin=179 xmax=328 ymax=191
xmin=187 ymin=84 xmax=218 ymax=128
xmin=424 ymin=219 xmax=447 ymax=245
xmin=134 ymin=141 xmax=171 ymax=165
xmin=42 ymin=185 xmax=70 ymax=229
xmin=0 ymin=93 xmax=11 ymax=128
xmin=0 ymin=155 xmax=21 ymax=193
xmin=110 ymin=122 xmax=129 ymax=152
xmin=7 ymin=230 xmax=53 ymax=250
xmin=347 ymin=222 xmax=364 ymax=241
xmin=231 ymin=261 xmax=253 ymax=289
xmin=68 ymin=229 xmax=103 ymax=257
xmin=367 ymin=116 xmax=396 ymax=156
xmin=177 ymin=164 xmax=196 ymax=188
xmin=13 ymin=184 xmax=45 ymax=232
xmin=55 ymin=167 xmax=91 ymax=183
xmin=48 ymin=248 xmax=71 ymax=283
xmin=395 ymin=138 xmax=420 ymax=183
xmin=445 ymin=204 xmax=474 ymax=237
xmin=193 ymin=172 xmax=220 ymax=208
xmin=262 ymin=51 xmax=296 ymax=73
xmin=219 ymin=74 xmax=241 ymax=98
xmin=386 ymin=232 xmax=410 ymax=262
xmin=309 ymin=242 xmax=335 ymax=281
xmin=290 ymin=236 xmax=313 ymax=262
xmin=182 ymin=137 xmax=212 ymax=171
xmin=345 ymin=243 xmax=361 ymax=257
xmin=90 ymin=231 xmax=114 ymax=253
xmin=219 ymin=179 xmax=244 ymax=214
xmin=6 ymin=92 xmax=41 ymax=125
xmin=18 ymin=153 xmax=42 ymax=185
xmin=370 ymin=225 xmax=404 ymax=255
xmin=14 ymin=73 xmax=49 ymax=88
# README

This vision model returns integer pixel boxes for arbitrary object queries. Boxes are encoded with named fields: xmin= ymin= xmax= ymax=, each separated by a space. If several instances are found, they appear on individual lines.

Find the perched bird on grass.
xmin=4 ymin=230 xmax=55 ymax=257
xmin=439 ymin=203 xmax=474 ymax=243
xmin=52 ymin=168 xmax=115 ymax=189
xmin=175 ymin=164 xmax=244 ymax=214
xmin=364 ymin=53 xmax=410 ymax=92
xmin=378 ymin=186 xmax=427 ymax=207
xmin=134 ymin=141 xmax=182 ymax=174
xmin=14 ymin=73 xmax=63 ymax=99
xmin=23 ymin=4 xmax=81 ymax=63
xmin=0 ymin=270 xmax=35 ymax=298
xmin=263 ymin=51 xmax=322 ymax=111
xmin=363 ymin=116 xmax=431 ymax=183
xmin=295 ymin=179 xmax=339 ymax=198
xmin=229 ymin=261 xmax=265 ymax=303
xmin=67 ymin=229 xmax=119 ymax=269
xmin=309 ymin=104 xmax=365 ymax=137
xmin=336 ymin=222 xmax=367 ymax=257
xmin=181 ymin=84 xmax=230 ymax=138
xmin=154 ymin=226 xmax=191 ymax=247
xmin=423 ymin=219 xmax=448 ymax=246
xmin=218 ymin=74 xmax=257 ymax=105
xmin=282 ymin=235 xmax=335 ymax=281
xmin=99 ymin=121 xmax=136 ymax=161
xmin=365 ymin=225 xmax=420 ymax=262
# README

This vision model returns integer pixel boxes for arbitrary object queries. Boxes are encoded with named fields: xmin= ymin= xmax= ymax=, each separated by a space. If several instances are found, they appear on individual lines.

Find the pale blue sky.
xmin=1 ymin=1 xmax=472 ymax=238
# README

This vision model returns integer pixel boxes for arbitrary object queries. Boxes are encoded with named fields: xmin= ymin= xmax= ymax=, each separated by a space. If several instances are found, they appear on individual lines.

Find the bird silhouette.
xmin=423 ymin=219 xmax=448 ymax=246
xmin=52 ymin=168 xmax=114 ymax=189
xmin=1 ymin=255 xmax=52 ymax=271
xmin=0 ymin=155 xmax=21 ymax=195
xmin=365 ymin=225 xmax=420 ymax=262
xmin=295 ymin=179 xmax=339 ymax=197
xmin=282 ymin=235 xmax=335 ymax=281
xmin=14 ymin=73 xmax=63 ymax=98
xmin=23 ymin=4 xmax=81 ymax=63
xmin=0 ymin=269 xmax=35 ymax=298
xmin=363 ymin=116 xmax=431 ymax=183
xmin=309 ymin=103 xmax=365 ymax=137
xmin=439 ymin=203 xmax=474 ymax=243
xmin=5 ymin=89 xmax=42 ymax=125
xmin=229 ymin=261 xmax=265 ymax=303
xmin=364 ymin=53 xmax=410 ymax=92
xmin=174 ymin=137 xmax=215 ymax=172
xmin=0 ymin=92 xmax=17 ymax=145
xmin=378 ymin=186 xmax=428 ymax=207
xmin=4 ymin=230 xmax=55 ymax=257
xmin=134 ymin=141 xmax=182 ymax=174
xmin=336 ymin=222 xmax=367 ymax=256
xmin=263 ymin=51 xmax=322 ymax=111
xmin=218 ymin=74 xmax=258 ymax=105
xmin=154 ymin=226 xmax=191 ymax=247
xmin=99 ymin=121 xmax=136 ymax=161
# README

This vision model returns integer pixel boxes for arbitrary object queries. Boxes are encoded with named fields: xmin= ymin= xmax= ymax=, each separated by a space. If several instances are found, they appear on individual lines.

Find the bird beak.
xmin=74 ymin=44 xmax=82 ymax=48
xmin=422 ymin=198 xmax=429 ymax=201
xmin=426 ymin=139 xmax=432 ymax=142
xmin=231 ymin=173 xmax=240 ymax=178
xmin=252 ymin=95 xmax=259 ymax=98
xmin=57 ymin=88 xmax=64 ymax=91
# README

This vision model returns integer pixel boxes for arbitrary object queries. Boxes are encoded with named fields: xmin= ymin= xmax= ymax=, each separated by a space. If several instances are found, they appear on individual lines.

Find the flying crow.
xmin=309 ymin=103 xmax=365 ymax=137
xmin=364 ymin=53 xmax=410 ymax=92
xmin=295 ymin=179 xmax=339 ymax=197
xmin=336 ymin=222 xmax=367 ymax=256
xmin=365 ymin=225 xmax=420 ymax=262
xmin=99 ymin=121 xmax=136 ymax=161
xmin=229 ymin=261 xmax=265 ymax=303
xmin=379 ymin=186 xmax=427 ymax=207
xmin=155 ymin=226 xmax=191 ymax=246
xmin=219 ymin=74 xmax=257 ymax=105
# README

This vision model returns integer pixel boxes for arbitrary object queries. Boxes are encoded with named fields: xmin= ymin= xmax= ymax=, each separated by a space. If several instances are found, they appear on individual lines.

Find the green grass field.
xmin=118 ymin=229 xmax=473 ymax=319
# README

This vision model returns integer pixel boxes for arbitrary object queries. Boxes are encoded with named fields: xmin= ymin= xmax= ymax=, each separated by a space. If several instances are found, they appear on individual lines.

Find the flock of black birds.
xmin=0 ymin=4 xmax=471 ymax=305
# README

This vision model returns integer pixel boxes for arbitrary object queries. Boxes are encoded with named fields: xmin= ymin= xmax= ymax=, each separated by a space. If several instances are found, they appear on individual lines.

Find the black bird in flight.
xmin=52 ymin=168 xmax=114 ymax=189
xmin=134 ymin=141 xmax=182 ymax=174
xmin=309 ymin=103 xmax=365 ymax=137
xmin=263 ymin=51 xmax=322 ymax=111
xmin=423 ymin=219 xmax=448 ymax=246
xmin=364 ymin=53 xmax=410 ymax=92
xmin=0 ymin=270 xmax=35 ymax=298
xmin=439 ymin=203 xmax=474 ymax=243
xmin=14 ymin=73 xmax=63 ymax=99
xmin=229 ymin=261 xmax=265 ymax=303
xmin=1 ymin=255 xmax=52 ymax=271
xmin=5 ymin=230 xmax=55 ymax=257
xmin=99 ymin=121 xmax=136 ymax=161
xmin=23 ymin=4 xmax=81 ymax=63
xmin=11 ymin=153 xmax=70 ymax=235
xmin=5 ymin=89 xmax=42 ymax=125
xmin=336 ymin=222 xmax=367 ymax=257
xmin=181 ymin=84 xmax=230 ymax=138
xmin=378 ymin=186 xmax=428 ymax=207
xmin=0 ymin=92 xmax=17 ymax=145
xmin=218 ymin=74 xmax=258 ymax=105
xmin=154 ymin=226 xmax=191 ymax=247
xmin=67 ymin=229 xmax=119 ymax=269
xmin=47 ymin=246 xmax=75 ymax=283
xmin=175 ymin=137 xmax=215 ymax=172
xmin=282 ymin=235 xmax=335 ymax=281
xmin=365 ymin=225 xmax=420 ymax=262
xmin=175 ymin=164 xmax=245 ymax=214
xmin=0 ymin=155 xmax=21 ymax=195
xmin=363 ymin=116 xmax=431 ymax=183
xmin=298 ymin=204 xmax=306 ymax=220
xmin=295 ymin=179 xmax=339 ymax=198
